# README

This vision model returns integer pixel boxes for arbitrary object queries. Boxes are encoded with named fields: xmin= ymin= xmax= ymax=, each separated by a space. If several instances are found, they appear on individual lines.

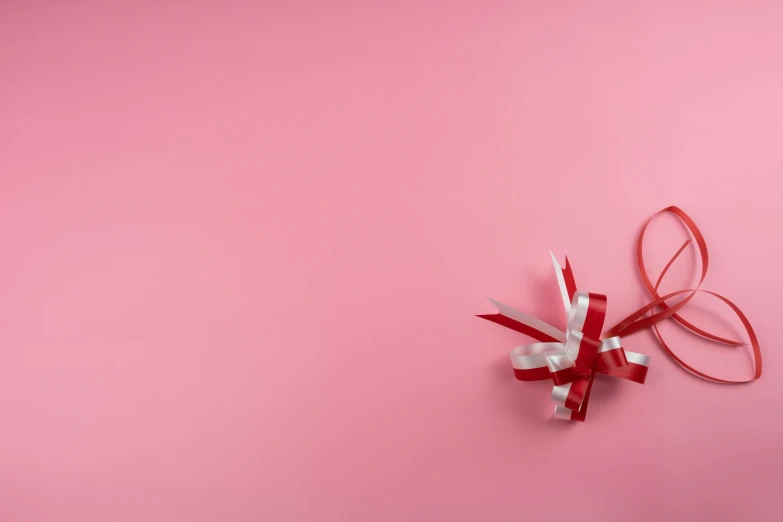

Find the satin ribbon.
xmin=478 ymin=206 xmax=762 ymax=421
xmin=481 ymin=254 xmax=649 ymax=421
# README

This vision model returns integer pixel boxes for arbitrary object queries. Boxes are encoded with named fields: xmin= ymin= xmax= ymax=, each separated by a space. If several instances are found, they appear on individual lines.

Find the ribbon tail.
xmin=478 ymin=298 xmax=566 ymax=343
xmin=550 ymin=251 xmax=577 ymax=313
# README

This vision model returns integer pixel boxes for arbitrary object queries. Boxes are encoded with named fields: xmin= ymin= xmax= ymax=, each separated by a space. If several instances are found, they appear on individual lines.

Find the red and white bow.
xmin=480 ymin=252 xmax=649 ymax=421
xmin=479 ymin=207 xmax=764 ymax=422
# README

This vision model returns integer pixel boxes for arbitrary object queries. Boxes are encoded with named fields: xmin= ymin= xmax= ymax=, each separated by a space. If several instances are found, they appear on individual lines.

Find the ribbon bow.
xmin=478 ymin=206 xmax=763 ymax=422
xmin=483 ymin=254 xmax=649 ymax=421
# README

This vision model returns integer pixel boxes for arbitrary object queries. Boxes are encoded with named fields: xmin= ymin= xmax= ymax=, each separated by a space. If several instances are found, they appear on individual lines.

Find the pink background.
xmin=2 ymin=2 xmax=782 ymax=521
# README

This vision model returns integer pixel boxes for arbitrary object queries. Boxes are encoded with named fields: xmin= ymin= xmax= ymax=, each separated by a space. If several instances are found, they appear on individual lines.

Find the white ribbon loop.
xmin=510 ymin=343 xmax=565 ymax=370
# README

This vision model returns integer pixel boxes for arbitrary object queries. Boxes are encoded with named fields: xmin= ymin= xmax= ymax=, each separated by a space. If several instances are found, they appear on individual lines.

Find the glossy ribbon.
xmin=478 ymin=206 xmax=762 ymax=421
xmin=481 ymin=254 xmax=649 ymax=421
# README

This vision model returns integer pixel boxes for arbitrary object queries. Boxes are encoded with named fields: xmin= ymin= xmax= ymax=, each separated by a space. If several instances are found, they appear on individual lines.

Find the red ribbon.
xmin=606 ymin=206 xmax=762 ymax=382
xmin=479 ymin=206 xmax=762 ymax=421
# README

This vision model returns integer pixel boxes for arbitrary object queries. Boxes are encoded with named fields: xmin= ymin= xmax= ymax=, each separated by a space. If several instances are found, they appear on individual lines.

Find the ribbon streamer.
xmin=479 ymin=206 xmax=762 ymax=421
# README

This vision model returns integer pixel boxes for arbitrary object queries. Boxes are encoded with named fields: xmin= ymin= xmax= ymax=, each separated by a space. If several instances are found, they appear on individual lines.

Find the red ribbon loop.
xmin=605 ymin=206 xmax=762 ymax=383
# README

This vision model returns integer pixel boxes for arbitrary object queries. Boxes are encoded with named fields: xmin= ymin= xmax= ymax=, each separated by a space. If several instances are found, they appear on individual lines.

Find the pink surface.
xmin=2 ymin=2 xmax=783 ymax=521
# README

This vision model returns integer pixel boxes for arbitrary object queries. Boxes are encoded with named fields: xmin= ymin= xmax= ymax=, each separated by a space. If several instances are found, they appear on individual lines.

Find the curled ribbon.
xmin=479 ymin=206 xmax=762 ymax=421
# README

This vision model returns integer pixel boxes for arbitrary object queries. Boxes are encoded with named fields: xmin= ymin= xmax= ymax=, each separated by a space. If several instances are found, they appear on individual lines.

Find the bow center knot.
xmin=572 ymin=357 xmax=593 ymax=376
